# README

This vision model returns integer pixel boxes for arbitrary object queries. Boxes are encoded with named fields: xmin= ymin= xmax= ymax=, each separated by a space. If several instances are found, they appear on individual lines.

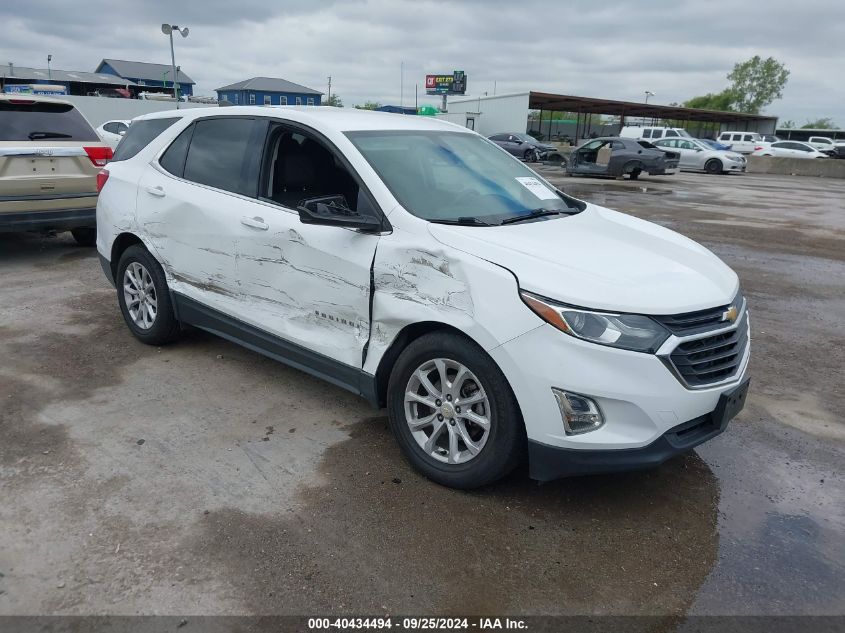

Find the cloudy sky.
xmin=2 ymin=0 xmax=843 ymax=125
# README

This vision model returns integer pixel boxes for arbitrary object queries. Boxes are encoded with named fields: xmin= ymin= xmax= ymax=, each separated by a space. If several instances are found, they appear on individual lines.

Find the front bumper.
xmin=489 ymin=317 xmax=750 ymax=456
xmin=528 ymin=378 xmax=749 ymax=480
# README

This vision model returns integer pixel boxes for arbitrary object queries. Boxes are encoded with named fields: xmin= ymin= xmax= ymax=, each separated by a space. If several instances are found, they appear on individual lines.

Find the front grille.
xmin=668 ymin=311 xmax=749 ymax=387
xmin=654 ymin=300 xmax=736 ymax=336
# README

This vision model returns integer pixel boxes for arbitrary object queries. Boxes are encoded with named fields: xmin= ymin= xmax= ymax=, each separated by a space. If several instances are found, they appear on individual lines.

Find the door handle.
xmin=145 ymin=185 xmax=166 ymax=197
xmin=240 ymin=216 xmax=268 ymax=230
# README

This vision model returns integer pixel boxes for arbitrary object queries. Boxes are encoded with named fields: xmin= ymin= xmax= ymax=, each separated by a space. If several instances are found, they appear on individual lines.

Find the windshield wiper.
xmin=28 ymin=131 xmax=73 ymax=140
xmin=429 ymin=216 xmax=493 ymax=227
xmin=500 ymin=208 xmax=569 ymax=225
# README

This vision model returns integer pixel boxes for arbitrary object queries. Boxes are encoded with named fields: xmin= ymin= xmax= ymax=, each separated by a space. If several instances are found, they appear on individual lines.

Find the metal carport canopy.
xmin=528 ymin=91 xmax=773 ymax=124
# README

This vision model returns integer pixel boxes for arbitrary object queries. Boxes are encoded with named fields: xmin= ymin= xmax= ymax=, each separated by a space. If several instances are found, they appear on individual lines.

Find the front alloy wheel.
xmin=123 ymin=261 xmax=158 ymax=330
xmin=404 ymin=358 xmax=491 ymax=464
xmin=387 ymin=331 xmax=525 ymax=489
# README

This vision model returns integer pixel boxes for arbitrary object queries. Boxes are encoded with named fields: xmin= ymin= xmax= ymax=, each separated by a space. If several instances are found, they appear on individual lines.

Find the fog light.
xmin=552 ymin=389 xmax=604 ymax=435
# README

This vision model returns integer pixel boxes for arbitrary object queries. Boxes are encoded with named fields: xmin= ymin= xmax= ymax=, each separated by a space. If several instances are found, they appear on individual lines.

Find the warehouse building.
xmin=216 ymin=77 xmax=322 ymax=106
xmin=0 ymin=62 xmax=134 ymax=96
xmin=95 ymin=59 xmax=195 ymax=97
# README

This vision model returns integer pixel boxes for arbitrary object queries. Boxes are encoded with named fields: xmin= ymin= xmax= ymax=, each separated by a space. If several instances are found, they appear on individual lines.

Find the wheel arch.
xmin=373 ymin=321 xmax=489 ymax=408
xmin=109 ymin=232 xmax=145 ymax=280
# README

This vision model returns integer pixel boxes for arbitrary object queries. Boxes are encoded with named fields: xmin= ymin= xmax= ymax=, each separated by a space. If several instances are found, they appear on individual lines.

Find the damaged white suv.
xmin=96 ymin=108 xmax=750 ymax=489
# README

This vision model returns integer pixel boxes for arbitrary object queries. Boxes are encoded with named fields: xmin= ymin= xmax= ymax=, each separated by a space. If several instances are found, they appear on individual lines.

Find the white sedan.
xmin=752 ymin=141 xmax=828 ymax=159
xmin=653 ymin=138 xmax=747 ymax=174
xmin=95 ymin=119 xmax=131 ymax=149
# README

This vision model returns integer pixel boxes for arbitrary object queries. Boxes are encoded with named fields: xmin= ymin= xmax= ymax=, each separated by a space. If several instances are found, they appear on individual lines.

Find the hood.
xmin=427 ymin=204 xmax=738 ymax=315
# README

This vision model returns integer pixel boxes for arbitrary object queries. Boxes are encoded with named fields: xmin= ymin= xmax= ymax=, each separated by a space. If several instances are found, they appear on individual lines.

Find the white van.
xmin=717 ymin=131 xmax=764 ymax=154
xmin=619 ymin=126 xmax=692 ymax=141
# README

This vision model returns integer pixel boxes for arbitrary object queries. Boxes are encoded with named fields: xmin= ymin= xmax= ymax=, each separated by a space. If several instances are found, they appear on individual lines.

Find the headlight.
xmin=520 ymin=291 xmax=670 ymax=353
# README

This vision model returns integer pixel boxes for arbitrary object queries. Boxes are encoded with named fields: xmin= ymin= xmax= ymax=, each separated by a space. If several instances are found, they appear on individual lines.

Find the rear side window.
xmin=642 ymin=129 xmax=652 ymax=138
xmin=183 ymin=118 xmax=257 ymax=196
xmin=0 ymin=100 xmax=98 ymax=141
xmin=159 ymin=125 xmax=194 ymax=177
xmin=651 ymin=129 xmax=664 ymax=139
xmin=112 ymin=117 xmax=179 ymax=161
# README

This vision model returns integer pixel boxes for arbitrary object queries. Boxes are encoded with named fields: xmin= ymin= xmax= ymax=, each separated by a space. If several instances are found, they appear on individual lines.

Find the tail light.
xmin=754 ymin=146 xmax=763 ymax=151
xmin=84 ymin=146 xmax=113 ymax=167
xmin=96 ymin=169 xmax=110 ymax=193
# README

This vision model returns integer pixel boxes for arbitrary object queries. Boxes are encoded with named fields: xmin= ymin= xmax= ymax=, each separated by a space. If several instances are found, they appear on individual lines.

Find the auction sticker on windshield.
xmin=515 ymin=176 xmax=558 ymax=200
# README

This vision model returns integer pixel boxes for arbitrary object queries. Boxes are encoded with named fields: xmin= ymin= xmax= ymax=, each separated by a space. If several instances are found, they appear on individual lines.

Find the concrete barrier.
xmin=63 ymin=95 xmax=216 ymax=128
xmin=746 ymin=155 xmax=845 ymax=178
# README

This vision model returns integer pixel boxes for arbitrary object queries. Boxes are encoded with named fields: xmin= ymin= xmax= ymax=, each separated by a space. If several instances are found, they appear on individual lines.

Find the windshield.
xmin=347 ymin=131 xmax=577 ymax=224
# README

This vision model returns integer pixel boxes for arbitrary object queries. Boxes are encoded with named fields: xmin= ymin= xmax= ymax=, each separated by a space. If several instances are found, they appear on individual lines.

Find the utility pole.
xmin=400 ymin=61 xmax=404 ymax=109
xmin=47 ymin=54 xmax=52 ymax=81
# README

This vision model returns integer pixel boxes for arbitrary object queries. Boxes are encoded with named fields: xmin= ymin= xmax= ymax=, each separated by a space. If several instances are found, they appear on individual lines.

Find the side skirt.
xmin=173 ymin=293 xmax=380 ymax=407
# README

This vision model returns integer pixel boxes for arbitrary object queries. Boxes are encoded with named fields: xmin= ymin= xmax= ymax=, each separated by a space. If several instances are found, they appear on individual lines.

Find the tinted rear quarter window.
xmin=0 ymin=100 xmax=98 ymax=141
xmin=183 ymin=118 xmax=257 ymax=196
xmin=159 ymin=125 xmax=194 ymax=177
xmin=111 ymin=117 xmax=180 ymax=161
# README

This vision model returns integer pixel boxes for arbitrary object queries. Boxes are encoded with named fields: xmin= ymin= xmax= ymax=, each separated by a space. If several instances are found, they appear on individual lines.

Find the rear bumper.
xmin=0 ymin=207 xmax=96 ymax=232
xmin=528 ymin=378 xmax=749 ymax=481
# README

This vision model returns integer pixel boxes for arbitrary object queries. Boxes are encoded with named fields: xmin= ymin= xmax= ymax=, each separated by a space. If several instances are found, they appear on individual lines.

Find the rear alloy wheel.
xmin=71 ymin=227 xmax=96 ymax=246
xmin=387 ymin=332 xmax=525 ymax=489
xmin=116 ymin=245 xmax=181 ymax=345
xmin=705 ymin=158 xmax=723 ymax=174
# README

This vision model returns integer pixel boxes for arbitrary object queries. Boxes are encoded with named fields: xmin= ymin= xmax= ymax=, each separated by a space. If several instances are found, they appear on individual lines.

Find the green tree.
xmin=801 ymin=117 xmax=837 ymax=129
xmin=324 ymin=94 xmax=343 ymax=107
xmin=726 ymin=55 xmax=790 ymax=114
xmin=354 ymin=101 xmax=382 ymax=110
xmin=683 ymin=89 xmax=737 ymax=112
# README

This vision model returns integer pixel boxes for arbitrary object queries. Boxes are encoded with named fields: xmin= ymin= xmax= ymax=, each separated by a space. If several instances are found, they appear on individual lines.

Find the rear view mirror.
xmin=298 ymin=195 xmax=382 ymax=232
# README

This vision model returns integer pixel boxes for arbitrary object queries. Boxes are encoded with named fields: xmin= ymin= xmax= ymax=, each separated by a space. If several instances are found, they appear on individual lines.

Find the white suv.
xmin=717 ymin=131 xmax=764 ymax=154
xmin=96 ymin=108 xmax=750 ymax=489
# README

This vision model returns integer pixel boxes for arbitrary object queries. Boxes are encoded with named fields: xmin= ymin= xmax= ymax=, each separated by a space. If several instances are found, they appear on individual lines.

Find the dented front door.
xmin=228 ymin=202 xmax=379 ymax=367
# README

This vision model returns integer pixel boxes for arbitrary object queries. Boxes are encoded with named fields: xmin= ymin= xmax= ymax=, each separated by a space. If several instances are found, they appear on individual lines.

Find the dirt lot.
xmin=1 ymin=170 xmax=843 ymax=618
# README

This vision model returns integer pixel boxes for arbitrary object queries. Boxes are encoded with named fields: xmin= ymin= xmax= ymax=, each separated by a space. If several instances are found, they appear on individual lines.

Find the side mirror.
xmin=298 ymin=195 xmax=382 ymax=232
xmin=118 ymin=130 xmax=126 ymax=136
xmin=514 ymin=139 xmax=523 ymax=144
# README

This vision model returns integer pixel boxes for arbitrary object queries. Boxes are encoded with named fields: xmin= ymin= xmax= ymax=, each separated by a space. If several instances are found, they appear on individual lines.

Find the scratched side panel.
xmin=364 ymin=226 xmax=541 ymax=376
xmin=226 ymin=210 xmax=380 ymax=368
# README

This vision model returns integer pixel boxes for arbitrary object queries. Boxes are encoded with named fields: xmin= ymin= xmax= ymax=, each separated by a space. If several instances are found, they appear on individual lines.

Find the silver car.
xmin=653 ymin=138 xmax=746 ymax=174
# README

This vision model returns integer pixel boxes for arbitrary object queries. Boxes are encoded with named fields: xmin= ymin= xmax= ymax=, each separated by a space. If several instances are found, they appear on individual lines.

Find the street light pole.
xmin=47 ymin=54 xmax=52 ymax=81
xmin=161 ymin=24 xmax=189 ymax=108
xmin=644 ymin=90 xmax=655 ymax=104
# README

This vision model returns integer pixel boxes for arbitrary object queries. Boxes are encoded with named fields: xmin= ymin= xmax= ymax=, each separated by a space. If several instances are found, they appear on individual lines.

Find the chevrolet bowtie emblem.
xmin=722 ymin=306 xmax=738 ymax=323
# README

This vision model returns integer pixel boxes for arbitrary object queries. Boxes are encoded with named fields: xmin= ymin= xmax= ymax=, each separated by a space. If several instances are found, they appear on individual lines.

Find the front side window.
xmin=665 ymin=130 xmax=678 ymax=137
xmin=347 ymin=131 xmax=577 ymax=224
xmin=183 ymin=118 xmax=257 ymax=195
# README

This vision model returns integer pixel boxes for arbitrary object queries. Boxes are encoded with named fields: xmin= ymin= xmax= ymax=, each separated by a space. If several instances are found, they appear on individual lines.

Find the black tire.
xmin=116 ymin=244 xmax=180 ymax=345
xmin=386 ymin=331 xmax=525 ymax=489
xmin=71 ymin=227 xmax=97 ymax=246
xmin=623 ymin=161 xmax=642 ymax=180
xmin=524 ymin=149 xmax=539 ymax=162
xmin=705 ymin=158 xmax=723 ymax=174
